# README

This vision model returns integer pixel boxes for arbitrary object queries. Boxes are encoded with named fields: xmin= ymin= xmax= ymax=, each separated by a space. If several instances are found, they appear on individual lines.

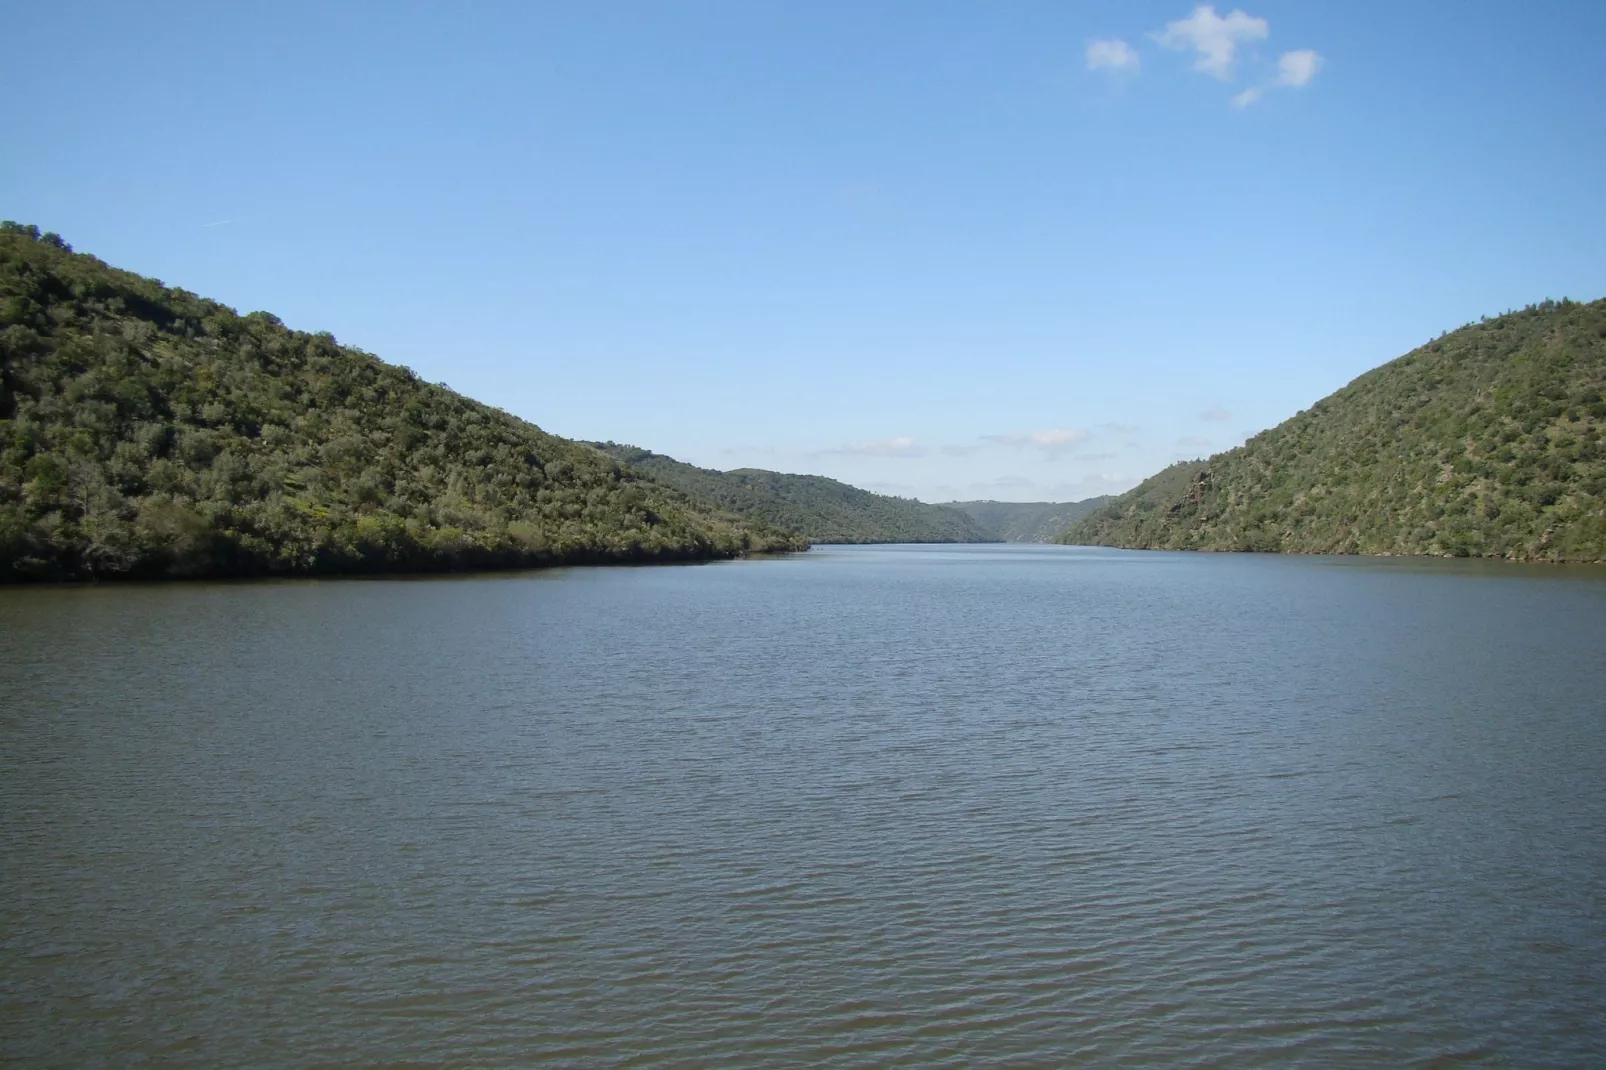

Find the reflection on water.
xmin=3 ymin=545 xmax=1604 ymax=1066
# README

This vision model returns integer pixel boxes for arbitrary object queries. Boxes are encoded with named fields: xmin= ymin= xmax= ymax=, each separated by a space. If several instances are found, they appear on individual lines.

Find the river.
xmin=3 ymin=545 xmax=1604 ymax=1066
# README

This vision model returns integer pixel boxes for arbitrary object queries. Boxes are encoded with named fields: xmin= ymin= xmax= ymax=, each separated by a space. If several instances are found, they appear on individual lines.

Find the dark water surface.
xmin=3 ymin=545 xmax=1605 ymax=1067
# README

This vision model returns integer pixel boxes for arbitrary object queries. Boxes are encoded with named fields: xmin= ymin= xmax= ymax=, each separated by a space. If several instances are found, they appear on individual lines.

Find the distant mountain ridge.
xmin=1064 ymin=298 xmax=1606 ymax=561
xmin=943 ymin=498 xmax=1112 ymax=542
xmin=0 ymin=223 xmax=803 ymax=581
xmin=593 ymin=444 xmax=997 ymax=544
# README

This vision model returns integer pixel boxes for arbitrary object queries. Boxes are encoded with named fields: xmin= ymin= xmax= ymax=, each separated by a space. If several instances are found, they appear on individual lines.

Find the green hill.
xmin=0 ymin=223 xmax=803 ymax=581
xmin=943 ymin=498 xmax=1111 ymax=543
xmin=592 ymin=444 xmax=997 ymax=544
xmin=1063 ymin=299 xmax=1606 ymax=561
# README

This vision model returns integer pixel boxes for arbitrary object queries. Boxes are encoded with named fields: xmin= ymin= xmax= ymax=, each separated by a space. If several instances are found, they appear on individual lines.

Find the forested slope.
xmin=944 ymin=498 xmax=1111 ymax=542
xmin=593 ymin=444 xmax=996 ymax=544
xmin=1063 ymin=299 xmax=1606 ymax=560
xmin=0 ymin=223 xmax=802 ymax=581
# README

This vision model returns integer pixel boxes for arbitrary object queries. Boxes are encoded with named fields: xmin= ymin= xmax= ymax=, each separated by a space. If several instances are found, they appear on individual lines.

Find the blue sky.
xmin=4 ymin=1 xmax=1603 ymax=502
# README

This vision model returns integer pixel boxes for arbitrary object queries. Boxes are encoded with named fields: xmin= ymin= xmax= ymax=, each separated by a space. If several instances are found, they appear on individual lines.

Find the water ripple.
xmin=3 ymin=545 xmax=1605 ymax=1066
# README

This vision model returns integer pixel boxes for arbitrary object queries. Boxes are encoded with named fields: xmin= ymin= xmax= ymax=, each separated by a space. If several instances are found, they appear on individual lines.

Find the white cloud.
xmin=983 ymin=427 xmax=1092 ymax=450
xmin=1275 ymin=48 xmax=1323 ymax=87
xmin=1154 ymin=5 xmax=1268 ymax=80
xmin=1101 ymin=421 xmax=1141 ymax=434
xmin=1033 ymin=428 xmax=1089 ymax=447
xmin=1234 ymin=48 xmax=1325 ymax=107
xmin=1086 ymin=38 xmax=1140 ymax=72
xmin=1200 ymin=406 xmax=1232 ymax=421
xmin=837 ymin=435 xmax=927 ymax=458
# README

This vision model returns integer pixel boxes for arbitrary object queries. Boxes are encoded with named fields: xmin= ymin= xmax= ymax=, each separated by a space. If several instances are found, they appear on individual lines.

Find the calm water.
xmin=3 ymin=545 xmax=1605 ymax=1067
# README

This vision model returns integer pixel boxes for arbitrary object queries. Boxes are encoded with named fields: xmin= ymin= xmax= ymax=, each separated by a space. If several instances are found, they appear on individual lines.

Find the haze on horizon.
xmin=3 ymin=0 xmax=1603 ymax=503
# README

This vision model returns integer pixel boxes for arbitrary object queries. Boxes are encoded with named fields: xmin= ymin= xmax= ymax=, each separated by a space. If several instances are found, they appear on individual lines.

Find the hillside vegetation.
xmin=1064 ymin=299 xmax=1606 ymax=561
xmin=945 ymin=498 xmax=1111 ymax=543
xmin=0 ymin=223 xmax=803 ymax=581
xmin=593 ymin=444 xmax=996 ymax=544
